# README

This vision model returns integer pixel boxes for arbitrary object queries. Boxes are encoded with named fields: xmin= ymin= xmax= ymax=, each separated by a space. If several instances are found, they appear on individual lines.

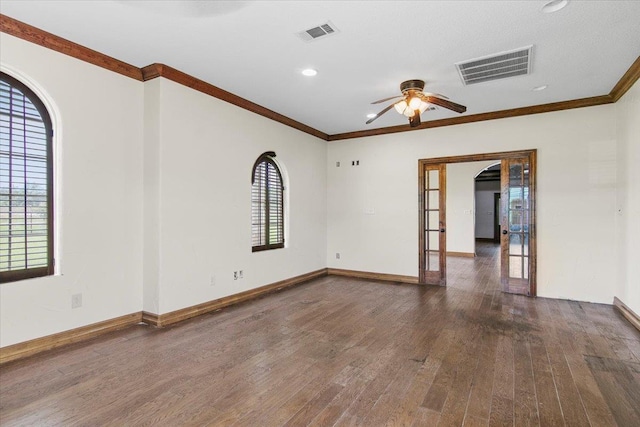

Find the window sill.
xmin=252 ymin=243 xmax=285 ymax=253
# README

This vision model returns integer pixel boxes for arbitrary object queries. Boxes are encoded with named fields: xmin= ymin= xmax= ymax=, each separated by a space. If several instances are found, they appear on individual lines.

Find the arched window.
xmin=0 ymin=72 xmax=54 ymax=282
xmin=251 ymin=151 xmax=284 ymax=252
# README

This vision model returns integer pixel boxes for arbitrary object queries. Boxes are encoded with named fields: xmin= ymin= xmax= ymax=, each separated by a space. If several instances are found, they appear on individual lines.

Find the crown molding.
xmin=331 ymin=56 xmax=638 ymax=141
xmin=140 ymin=63 xmax=329 ymax=140
xmin=0 ymin=14 xmax=142 ymax=81
xmin=610 ymin=55 xmax=640 ymax=102
xmin=330 ymin=55 xmax=637 ymax=140
xmin=0 ymin=15 xmax=327 ymax=140
xmin=328 ymin=94 xmax=614 ymax=141
xmin=2 ymin=15 xmax=638 ymax=142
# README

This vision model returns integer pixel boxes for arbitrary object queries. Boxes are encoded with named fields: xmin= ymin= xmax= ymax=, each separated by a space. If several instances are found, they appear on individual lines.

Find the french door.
xmin=419 ymin=150 xmax=536 ymax=296
xmin=500 ymin=156 xmax=536 ymax=295
xmin=419 ymin=163 xmax=446 ymax=285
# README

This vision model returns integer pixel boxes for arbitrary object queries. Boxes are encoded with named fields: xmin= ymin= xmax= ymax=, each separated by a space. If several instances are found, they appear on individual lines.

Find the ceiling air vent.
xmin=456 ymin=46 xmax=533 ymax=85
xmin=297 ymin=21 xmax=339 ymax=42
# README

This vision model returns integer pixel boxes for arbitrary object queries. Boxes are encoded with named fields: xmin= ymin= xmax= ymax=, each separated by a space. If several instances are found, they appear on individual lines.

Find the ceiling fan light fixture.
xmin=408 ymin=96 xmax=422 ymax=110
xmin=366 ymin=79 xmax=465 ymax=126
xmin=394 ymin=100 xmax=408 ymax=114
xmin=403 ymin=108 xmax=415 ymax=117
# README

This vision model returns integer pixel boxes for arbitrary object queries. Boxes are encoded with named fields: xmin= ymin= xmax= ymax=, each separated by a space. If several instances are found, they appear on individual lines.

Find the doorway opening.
xmin=418 ymin=150 xmax=537 ymax=296
xmin=474 ymin=163 xmax=502 ymax=245
xmin=447 ymin=239 xmax=501 ymax=295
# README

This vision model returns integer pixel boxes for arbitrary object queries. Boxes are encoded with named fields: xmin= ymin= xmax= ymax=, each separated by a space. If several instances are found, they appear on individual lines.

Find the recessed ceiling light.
xmin=532 ymin=85 xmax=548 ymax=91
xmin=542 ymin=0 xmax=568 ymax=13
xmin=366 ymin=113 xmax=377 ymax=119
xmin=301 ymin=68 xmax=318 ymax=77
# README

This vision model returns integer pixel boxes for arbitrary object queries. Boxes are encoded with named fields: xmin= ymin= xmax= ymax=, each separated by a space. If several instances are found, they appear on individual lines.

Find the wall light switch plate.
xmin=71 ymin=293 xmax=82 ymax=309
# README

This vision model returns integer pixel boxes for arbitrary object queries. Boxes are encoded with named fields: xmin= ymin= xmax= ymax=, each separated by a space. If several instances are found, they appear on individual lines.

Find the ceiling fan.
xmin=366 ymin=79 xmax=467 ymax=127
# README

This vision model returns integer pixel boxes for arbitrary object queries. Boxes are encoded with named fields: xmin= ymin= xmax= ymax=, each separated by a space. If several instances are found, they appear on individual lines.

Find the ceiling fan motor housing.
xmin=400 ymin=79 xmax=425 ymax=94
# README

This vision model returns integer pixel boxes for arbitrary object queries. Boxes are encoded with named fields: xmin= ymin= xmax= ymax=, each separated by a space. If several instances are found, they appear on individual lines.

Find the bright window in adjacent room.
xmin=0 ymin=72 xmax=54 ymax=283
xmin=251 ymin=151 xmax=284 ymax=252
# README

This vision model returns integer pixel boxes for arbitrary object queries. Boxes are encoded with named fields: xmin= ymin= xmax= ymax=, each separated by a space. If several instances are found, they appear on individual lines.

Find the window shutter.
xmin=251 ymin=153 xmax=284 ymax=252
xmin=266 ymin=161 xmax=284 ymax=245
xmin=0 ymin=75 xmax=53 ymax=281
xmin=251 ymin=162 xmax=267 ymax=247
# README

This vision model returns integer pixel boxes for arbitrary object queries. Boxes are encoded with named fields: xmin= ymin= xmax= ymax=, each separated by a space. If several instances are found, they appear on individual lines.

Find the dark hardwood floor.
xmin=1 ymin=242 xmax=639 ymax=426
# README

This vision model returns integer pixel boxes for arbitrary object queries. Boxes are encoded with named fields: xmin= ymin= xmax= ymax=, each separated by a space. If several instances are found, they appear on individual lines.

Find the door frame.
xmin=418 ymin=149 xmax=537 ymax=296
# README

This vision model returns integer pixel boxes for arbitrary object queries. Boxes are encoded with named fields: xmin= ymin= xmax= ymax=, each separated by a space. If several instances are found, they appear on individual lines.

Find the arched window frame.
xmin=0 ymin=72 xmax=54 ymax=283
xmin=251 ymin=151 xmax=284 ymax=252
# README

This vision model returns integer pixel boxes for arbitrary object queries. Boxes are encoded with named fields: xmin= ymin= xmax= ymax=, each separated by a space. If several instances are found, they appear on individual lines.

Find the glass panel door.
xmin=420 ymin=164 xmax=446 ymax=285
xmin=501 ymin=158 xmax=532 ymax=295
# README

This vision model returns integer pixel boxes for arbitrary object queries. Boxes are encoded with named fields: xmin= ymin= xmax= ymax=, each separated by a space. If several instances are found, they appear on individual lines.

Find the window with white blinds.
xmin=251 ymin=152 xmax=284 ymax=252
xmin=0 ymin=73 xmax=54 ymax=283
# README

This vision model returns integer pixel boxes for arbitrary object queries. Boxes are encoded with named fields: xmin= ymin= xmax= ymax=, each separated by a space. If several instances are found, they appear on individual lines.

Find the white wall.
xmin=327 ymin=105 xmax=618 ymax=304
xmin=615 ymin=78 xmax=640 ymax=314
xmin=0 ymin=34 xmax=144 ymax=347
xmin=475 ymin=180 xmax=501 ymax=239
xmin=150 ymin=79 xmax=327 ymax=313
xmin=1 ymin=29 xmax=637 ymax=348
xmin=142 ymin=79 xmax=161 ymax=314
xmin=0 ymin=34 xmax=327 ymax=347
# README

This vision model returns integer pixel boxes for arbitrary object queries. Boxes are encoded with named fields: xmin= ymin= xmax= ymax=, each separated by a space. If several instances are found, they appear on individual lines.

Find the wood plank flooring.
xmin=1 ymin=242 xmax=639 ymax=426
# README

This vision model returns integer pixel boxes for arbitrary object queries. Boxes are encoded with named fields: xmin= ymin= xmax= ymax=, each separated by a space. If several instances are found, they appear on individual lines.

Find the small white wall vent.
xmin=297 ymin=21 xmax=339 ymax=42
xmin=456 ymin=46 xmax=533 ymax=85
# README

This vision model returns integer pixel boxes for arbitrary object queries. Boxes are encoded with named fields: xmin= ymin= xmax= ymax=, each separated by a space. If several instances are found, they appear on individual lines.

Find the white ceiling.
xmin=1 ymin=1 xmax=639 ymax=135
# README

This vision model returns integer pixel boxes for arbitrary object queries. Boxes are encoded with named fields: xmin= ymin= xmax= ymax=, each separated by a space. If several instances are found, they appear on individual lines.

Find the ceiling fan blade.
xmin=423 ymin=92 xmax=449 ymax=99
xmin=366 ymin=102 xmax=396 ymax=124
xmin=409 ymin=110 xmax=421 ymax=127
xmin=371 ymin=95 xmax=404 ymax=104
xmin=424 ymin=96 xmax=467 ymax=114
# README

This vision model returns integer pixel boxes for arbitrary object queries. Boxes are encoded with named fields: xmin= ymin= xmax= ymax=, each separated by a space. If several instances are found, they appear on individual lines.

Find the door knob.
xmin=502 ymin=229 xmax=508 ymax=235
xmin=440 ymin=228 xmax=446 ymax=233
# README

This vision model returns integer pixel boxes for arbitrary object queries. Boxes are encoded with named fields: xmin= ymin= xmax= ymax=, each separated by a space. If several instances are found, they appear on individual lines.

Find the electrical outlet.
xmin=71 ymin=293 xmax=82 ymax=309
xmin=210 ymin=275 xmax=216 ymax=286
xmin=233 ymin=271 xmax=238 ymax=280
xmin=239 ymin=270 xmax=243 ymax=279
xmin=336 ymin=161 xmax=340 ymax=167
xmin=336 ymin=253 xmax=340 ymax=259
